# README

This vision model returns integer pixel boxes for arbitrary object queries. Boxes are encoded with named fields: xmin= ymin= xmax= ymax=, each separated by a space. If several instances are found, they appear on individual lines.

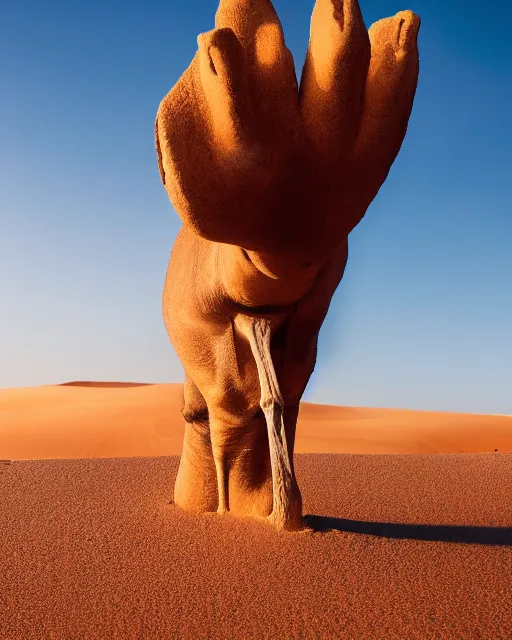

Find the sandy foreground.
xmin=1 ymin=383 xmax=511 ymax=639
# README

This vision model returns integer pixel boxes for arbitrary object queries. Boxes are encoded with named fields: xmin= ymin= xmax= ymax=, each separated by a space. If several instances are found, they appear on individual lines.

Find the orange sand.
xmin=2 ymin=382 xmax=511 ymax=638
xmin=0 ymin=382 xmax=510 ymax=460
xmin=1 ymin=454 xmax=511 ymax=638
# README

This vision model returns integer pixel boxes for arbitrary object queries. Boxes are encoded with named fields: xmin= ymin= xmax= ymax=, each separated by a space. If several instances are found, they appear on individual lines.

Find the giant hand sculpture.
xmin=156 ymin=0 xmax=420 ymax=530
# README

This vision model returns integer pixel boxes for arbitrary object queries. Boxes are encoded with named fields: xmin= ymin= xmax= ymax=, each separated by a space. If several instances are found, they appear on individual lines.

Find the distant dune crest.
xmin=0 ymin=383 xmax=510 ymax=462
xmin=59 ymin=381 xmax=153 ymax=388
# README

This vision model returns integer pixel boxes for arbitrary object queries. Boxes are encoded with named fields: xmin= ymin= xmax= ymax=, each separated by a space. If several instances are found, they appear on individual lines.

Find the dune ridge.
xmin=0 ymin=383 xmax=510 ymax=461
xmin=59 ymin=381 xmax=153 ymax=388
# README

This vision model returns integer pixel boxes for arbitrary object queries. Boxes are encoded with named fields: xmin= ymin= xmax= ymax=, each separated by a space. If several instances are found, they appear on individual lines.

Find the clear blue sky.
xmin=1 ymin=0 xmax=510 ymax=414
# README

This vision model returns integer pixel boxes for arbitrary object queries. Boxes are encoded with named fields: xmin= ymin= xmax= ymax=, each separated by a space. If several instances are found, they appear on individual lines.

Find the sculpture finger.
xmin=216 ymin=0 xmax=283 ymax=58
xmin=354 ymin=11 xmax=420 ymax=194
xmin=197 ymin=27 xmax=253 ymax=155
xmin=215 ymin=0 xmax=294 ymax=92
xmin=299 ymin=0 xmax=370 ymax=157
xmin=155 ymin=29 xmax=253 ymax=242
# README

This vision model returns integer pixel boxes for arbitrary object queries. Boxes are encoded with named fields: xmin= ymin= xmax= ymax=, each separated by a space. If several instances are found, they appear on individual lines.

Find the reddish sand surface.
xmin=2 ymin=454 xmax=511 ymax=639
xmin=1 ymin=382 xmax=511 ymax=460
xmin=1 ymin=382 xmax=511 ymax=638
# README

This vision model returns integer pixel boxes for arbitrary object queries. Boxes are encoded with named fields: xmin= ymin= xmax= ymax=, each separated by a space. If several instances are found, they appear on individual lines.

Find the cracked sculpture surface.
xmin=155 ymin=0 xmax=420 ymax=531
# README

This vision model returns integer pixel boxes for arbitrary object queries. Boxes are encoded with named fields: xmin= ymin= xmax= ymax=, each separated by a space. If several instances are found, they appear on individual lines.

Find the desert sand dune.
xmin=60 ymin=381 xmax=152 ymax=388
xmin=1 ymin=453 xmax=511 ymax=639
xmin=2 ymin=383 xmax=511 ymax=638
xmin=0 ymin=383 xmax=510 ymax=460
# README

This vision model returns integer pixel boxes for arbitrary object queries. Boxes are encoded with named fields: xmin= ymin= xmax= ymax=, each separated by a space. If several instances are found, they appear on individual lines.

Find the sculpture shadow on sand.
xmin=304 ymin=515 xmax=512 ymax=546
